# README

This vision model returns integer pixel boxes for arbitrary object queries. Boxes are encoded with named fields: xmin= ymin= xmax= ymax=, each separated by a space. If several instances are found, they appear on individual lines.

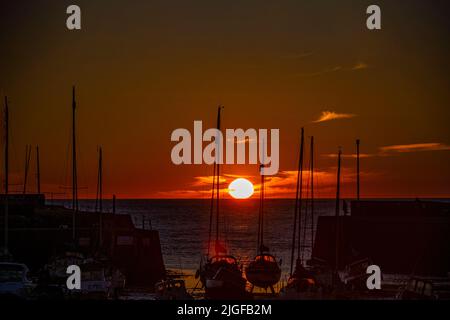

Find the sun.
xmin=228 ymin=178 xmax=254 ymax=199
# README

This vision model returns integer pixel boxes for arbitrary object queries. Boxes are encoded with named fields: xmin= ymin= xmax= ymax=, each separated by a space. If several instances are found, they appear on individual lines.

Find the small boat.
xmin=397 ymin=275 xmax=450 ymax=300
xmin=200 ymin=255 xmax=247 ymax=299
xmin=43 ymin=251 xmax=125 ymax=299
xmin=155 ymin=279 xmax=192 ymax=300
xmin=196 ymin=106 xmax=248 ymax=300
xmin=45 ymin=251 xmax=85 ymax=281
xmin=245 ymin=159 xmax=281 ymax=293
xmin=397 ymin=277 xmax=436 ymax=300
xmin=339 ymin=257 xmax=372 ymax=290
xmin=77 ymin=261 xmax=113 ymax=299
xmin=246 ymin=254 xmax=281 ymax=292
xmin=280 ymin=260 xmax=325 ymax=299
xmin=282 ymin=131 xmax=322 ymax=297
xmin=0 ymin=262 xmax=35 ymax=300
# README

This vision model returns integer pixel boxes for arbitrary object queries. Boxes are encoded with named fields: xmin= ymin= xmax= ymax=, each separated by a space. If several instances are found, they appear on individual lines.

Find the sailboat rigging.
xmin=284 ymin=131 xmax=318 ymax=294
xmin=72 ymin=86 xmax=78 ymax=241
xmin=2 ymin=97 xmax=9 ymax=255
xmin=95 ymin=146 xmax=103 ymax=248
xmin=196 ymin=106 xmax=247 ymax=300
xmin=290 ymin=128 xmax=304 ymax=275
xmin=36 ymin=145 xmax=41 ymax=194
xmin=356 ymin=139 xmax=360 ymax=201
xmin=334 ymin=147 xmax=342 ymax=281
xmin=23 ymin=145 xmax=32 ymax=194
xmin=301 ymin=136 xmax=315 ymax=263
xmin=245 ymin=145 xmax=281 ymax=294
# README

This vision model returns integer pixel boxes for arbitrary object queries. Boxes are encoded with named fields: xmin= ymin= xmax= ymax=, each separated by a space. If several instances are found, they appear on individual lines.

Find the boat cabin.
xmin=209 ymin=255 xmax=238 ymax=265
xmin=254 ymin=254 xmax=277 ymax=263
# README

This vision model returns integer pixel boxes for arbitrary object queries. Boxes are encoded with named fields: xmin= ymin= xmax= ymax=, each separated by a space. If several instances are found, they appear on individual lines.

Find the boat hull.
xmin=200 ymin=256 xmax=248 ymax=299
xmin=245 ymin=255 xmax=281 ymax=289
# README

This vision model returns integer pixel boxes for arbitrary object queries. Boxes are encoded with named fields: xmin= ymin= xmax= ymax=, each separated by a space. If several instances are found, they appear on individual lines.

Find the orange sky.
xmin=0 ymin=1 xmax=449 ymax=199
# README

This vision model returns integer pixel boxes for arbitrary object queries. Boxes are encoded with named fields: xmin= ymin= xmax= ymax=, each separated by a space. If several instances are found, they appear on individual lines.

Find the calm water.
xmin=51 ymin=198 xmax=339 ymax=277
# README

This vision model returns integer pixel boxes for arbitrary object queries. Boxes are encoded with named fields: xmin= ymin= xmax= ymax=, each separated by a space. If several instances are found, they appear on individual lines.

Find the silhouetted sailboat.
xmin=1 ymin=97 xmax=9 ymax=258
xmin=290 ymin=128 xmax=305 ymax=278
xmin=23 ymin=145 xmax=32 ymax=194
xmin=95 ymin=146 xmax=104 ymax=249
xmin=196 ymin=106 xmax=247 ymax=300
xmin=245 ymin=154 xmax=281 ymax=294
xmin=282 ymin=131 xmax=319 ymax=296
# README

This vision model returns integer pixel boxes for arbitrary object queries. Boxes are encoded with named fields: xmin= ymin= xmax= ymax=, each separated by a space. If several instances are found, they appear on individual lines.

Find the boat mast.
xmin=4 ymin=97 xmax=8 ymax=195
xmin=290 ymin=128 xmax=304 ymax=275
xmin=23 ymin=145 xmax=32 ymax=194
xmin=310 ymin=136 xmax=315 ymax=252
xmin=72 ymin=86 xmax=78 ymax=241
xmin=95 ymin=146 xmax=103 ymax=213
xmin=215 ymin=106 xmax=223 ymax=253
xmin=356 ymin=139 xmax=360 ymax=201
xmin=3 ymin=96 xmax=9 ymax=255
xmin=335 ymin=148 xmax=342 ymax=275
xmin=207 ymin=148 xmax=216 ymax=257
xmin=258 ymin=160 xmax=265 ymax=255
xmin=36 ymin=145 xmax=41 ymax=194
xmin=96 ymin=146 xmax=103 ymax=247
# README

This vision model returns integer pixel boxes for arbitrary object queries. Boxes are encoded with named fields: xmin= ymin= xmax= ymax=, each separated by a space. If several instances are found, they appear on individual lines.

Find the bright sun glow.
xmin=228 ymin=178 xmax=254 ymax=199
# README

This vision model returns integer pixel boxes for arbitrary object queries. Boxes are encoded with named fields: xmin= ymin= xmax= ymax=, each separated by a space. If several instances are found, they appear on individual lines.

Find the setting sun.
xmin=228 ymin=178 xmax=254 ymax=199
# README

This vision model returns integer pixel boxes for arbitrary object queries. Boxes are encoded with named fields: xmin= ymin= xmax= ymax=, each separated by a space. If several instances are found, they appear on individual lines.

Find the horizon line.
xmin=47 ymin=196 xmax=450 ymax=201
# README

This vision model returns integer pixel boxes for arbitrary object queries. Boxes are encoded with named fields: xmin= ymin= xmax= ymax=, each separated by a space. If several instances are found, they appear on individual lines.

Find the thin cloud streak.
xmin=322 ymin=142 xmax=450 ymax=159
xmin=296 ymin=66 xmax=342 ymax=77
xmin=322 ymin=153 xmax=374 ymax=159
xmin=226 ymin=137 xmax=256 ymax=144
xmin=352 ymin=62 xmax=369 ymax=70
xmin=313 ymin=111 xmax=357 ymax=123
xmin=295 ymin=61 xmax=368 ymax=77
xmin=283 ymin=51 xmax=313 ymax=59
xmin=379 ymin=143 xmax=450 ymax=153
